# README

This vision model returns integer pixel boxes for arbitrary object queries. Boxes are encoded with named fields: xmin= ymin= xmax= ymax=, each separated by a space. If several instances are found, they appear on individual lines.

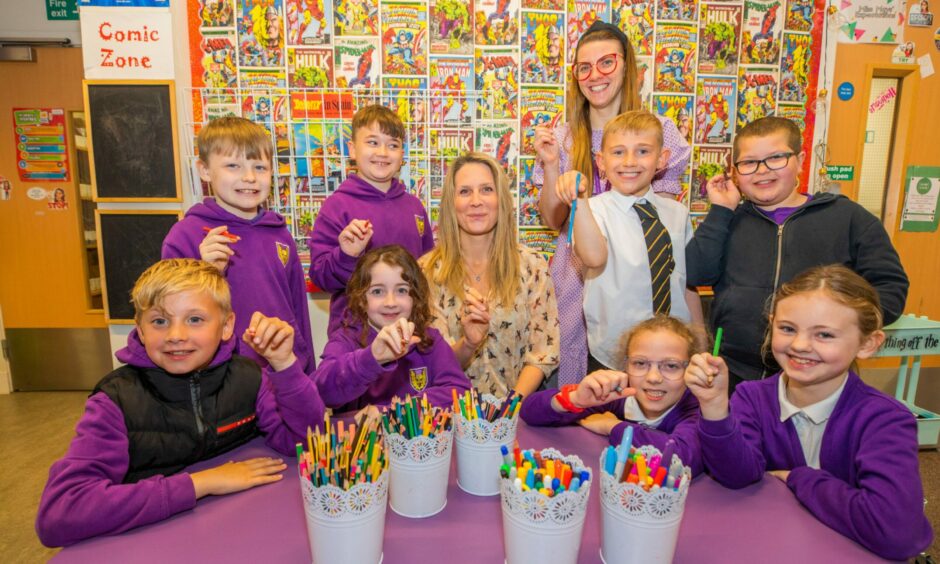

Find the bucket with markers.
xmin=298 ymin=416 xmax=388 ymax=564
xmin=453 ymin=389 xmax=521 ymax=496
xmin=598 ymin=431 xmax=692 ymax=564
xmin=383 ymin=395 xmax=454 ymax=518
xmin=499 ymin=446 xmax=592 ymax=564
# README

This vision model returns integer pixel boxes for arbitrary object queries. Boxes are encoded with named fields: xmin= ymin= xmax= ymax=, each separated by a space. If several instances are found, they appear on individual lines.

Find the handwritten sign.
xmin=875 ymin=315 xmax=940 ymax=357
xmin=80 ymin=6 xmax=173 ymax=79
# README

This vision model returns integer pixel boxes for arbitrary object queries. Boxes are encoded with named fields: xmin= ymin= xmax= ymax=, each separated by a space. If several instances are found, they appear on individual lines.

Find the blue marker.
xmin=614 ymin=426 xmax=634 ymax=480
xmin=567 ymin=172 xmax=582 ymax=247
xmin=501 ymin=445 xmax=514 ymax=467
xmin=568 ymin=477 xmax=581 ymax=492
xmin=604 ymin=445 xmax=618 ymax=476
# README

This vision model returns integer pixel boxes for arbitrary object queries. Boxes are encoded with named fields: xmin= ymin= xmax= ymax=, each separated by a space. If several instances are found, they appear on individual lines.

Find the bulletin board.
xmin=84 ymin=80 xmax=182 ymax=202
xmin=185 ymin=0 xmax=826 ymax=259
xmin=95 ymin=210 xmax=182 ymax=323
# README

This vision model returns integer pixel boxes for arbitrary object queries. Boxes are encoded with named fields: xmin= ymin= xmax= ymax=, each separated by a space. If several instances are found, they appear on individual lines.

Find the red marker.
xmin=202 ymin=226 xmax=239 ymax=241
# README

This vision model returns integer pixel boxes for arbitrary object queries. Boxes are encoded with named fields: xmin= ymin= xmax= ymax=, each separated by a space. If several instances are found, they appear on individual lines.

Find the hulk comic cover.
xmin=698 ymin=3 xmax=741 ymax=75
xmin=521 ymin=11 xmax=564 ymax=85
xmin=429 ymin=128 xmax=474 ymax=197
xmin=431 ymin=0 xmax=473 ymax=55
xmin=287 ymin=47 xmax=333 ymax=88
xmin=690 ymin=146 xmax=731 ymax=213
xmin=476 ymin=120 xmax=519 ymax=187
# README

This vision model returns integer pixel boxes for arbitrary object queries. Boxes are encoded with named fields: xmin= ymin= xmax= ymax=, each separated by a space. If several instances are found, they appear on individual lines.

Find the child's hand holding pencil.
xmin=199 ymin=225 xmax=240 ymax=272
xmin=371 ymin=317 xmax=420 ymax=364
xmin=683 ymin=352 xmax=730 ymax=421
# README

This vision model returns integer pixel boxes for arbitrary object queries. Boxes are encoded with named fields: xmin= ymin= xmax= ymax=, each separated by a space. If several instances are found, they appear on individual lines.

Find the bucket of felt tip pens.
xmin=453 ymin=388 xmax=521 ymax=496
xmin=298 ymin=414 xmax=389 ymax=564
xmin=381 ymin=394 xmax=454 ymax=518
xmin=598 ymin=432 xmax=692 ymax=564
xmin=499 ymin=446 xmax=592 ymax=564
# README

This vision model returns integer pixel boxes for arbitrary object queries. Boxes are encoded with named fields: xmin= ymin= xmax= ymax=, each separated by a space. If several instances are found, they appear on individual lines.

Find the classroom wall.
xmin=0 ymin=0 xmax=82 ymax=45
xmin=828 ymin=6 xmax=939 ymax=367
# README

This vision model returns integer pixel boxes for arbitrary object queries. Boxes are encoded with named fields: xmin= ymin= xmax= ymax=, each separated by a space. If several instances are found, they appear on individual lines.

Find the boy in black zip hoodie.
xmin=686 ymin=117 xmax=908 ymax=390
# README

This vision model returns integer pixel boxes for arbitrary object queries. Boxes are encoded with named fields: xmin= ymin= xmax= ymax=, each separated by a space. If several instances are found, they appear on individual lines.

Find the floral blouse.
xmin=421 ymin=245 xmax=561 ymax=396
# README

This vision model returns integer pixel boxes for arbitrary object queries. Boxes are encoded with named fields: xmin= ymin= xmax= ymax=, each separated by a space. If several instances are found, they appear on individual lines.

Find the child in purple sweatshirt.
xmin=308 ymin=105 xmax=434 ymax=333
xmin=685 ymin=265 xmax=932 ymax=560
xmin=521 ymin=316 xmax=703 ymax=475
xmin=36 ymin=259 xmax=325 ymax=547
xmin=162 ymin=117 xmax=315 ymax=372
xmin=315 ymin=245 xmax=470 ymax=410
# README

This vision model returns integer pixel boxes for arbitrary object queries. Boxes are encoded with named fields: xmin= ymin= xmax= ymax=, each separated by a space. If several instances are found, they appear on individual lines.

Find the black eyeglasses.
xmin=572 ymin=53 xmax=622 ymax=81
xmin=733 ymin=152 xmax=796 ymax=175
xmin=624 ymin=357 xmax=689 ymax=381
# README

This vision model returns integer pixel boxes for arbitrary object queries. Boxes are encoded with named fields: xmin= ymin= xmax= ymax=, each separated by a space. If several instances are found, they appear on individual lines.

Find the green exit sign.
xmin=46 ymin=0 xmax=79 ymax=20
xmin=828 ymin=165 xmax=855 ymax=181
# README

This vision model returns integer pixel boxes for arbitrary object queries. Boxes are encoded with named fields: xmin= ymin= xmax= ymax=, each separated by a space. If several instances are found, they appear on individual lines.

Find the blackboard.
xmin=96 ymin=211 xmax=180 ymax=323
xmin=85 ymin=81 xmax=181 ymax=201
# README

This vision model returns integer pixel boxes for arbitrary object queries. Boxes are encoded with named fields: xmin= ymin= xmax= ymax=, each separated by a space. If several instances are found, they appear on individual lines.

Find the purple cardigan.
xmin=315 ymin=324 xmax=470 ymax=410
xmin=521 ymin=388 xmax=703 ymax=476
xmin=307 ymin=174 xmax=435 ymax=333
xmin=35 ymin=334 xmax=325 ymax=548
xmin=699 ymin=372 xmax=933 ymax=560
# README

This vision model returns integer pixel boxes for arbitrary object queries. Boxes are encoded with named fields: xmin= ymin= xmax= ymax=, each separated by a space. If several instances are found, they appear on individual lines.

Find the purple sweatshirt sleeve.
xmin=307 ymin=199 xmax=359 ymax=292
xmin=785 ymin=404 xmax=932 ymax=560
xmin=36 ymin=393 xmax=197 ymax=547
xmin=161 ymin=221 xmax=198 ymax=260
xmin=255 ymin=360 xmax=327 ymax=455
xmin=697 ymin=387 xmax=768 ymax=488
xmin=314 ymin=331 xmax=390 ymax=408
xmin=286 ymin=243 xmax=316 ymax=372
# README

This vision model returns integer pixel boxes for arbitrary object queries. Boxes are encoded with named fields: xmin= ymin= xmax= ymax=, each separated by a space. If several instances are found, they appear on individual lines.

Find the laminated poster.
xmin=12 ymin=108 xmax=69 ymax=182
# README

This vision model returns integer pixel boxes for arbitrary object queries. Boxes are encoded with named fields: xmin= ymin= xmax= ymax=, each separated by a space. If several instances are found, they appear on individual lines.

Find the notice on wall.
xmin=837 ymin=0 xmax=901 ymax=43
xmin=12 ymin=108 xmax=70 ymax=182
xmin=80 ymin=6 xmax=174 ymax=79
xmin=46 ymin=0 xmax=79 ymax=20
xmin=901 ymin=166 xmax=940 ymax=232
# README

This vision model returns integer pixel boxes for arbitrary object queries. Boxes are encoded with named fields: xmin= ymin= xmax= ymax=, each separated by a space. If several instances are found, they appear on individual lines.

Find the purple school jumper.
xmin=315 ymin=325 xmax=471 ymax=410
xmin=35 ymin=331 xmax=325 ymax=547
xmin=698 ymin=372 xmax=933 ymax=560
xmin=162 ymin=198 xmax=315 ymax=373
xmin=307 ymin=174 xmax=435 ymax=333
xmin=521 ymin=388 xmax=703 ymax=476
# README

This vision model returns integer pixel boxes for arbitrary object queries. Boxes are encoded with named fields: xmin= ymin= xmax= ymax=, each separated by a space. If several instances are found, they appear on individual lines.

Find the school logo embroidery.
xmin=409 ymin=367 xmax=428 ymax=392
xmin=276 ymin=242 xmax=290 ymax=267
xmin=414 ymin=214 xmax=425 ymax=237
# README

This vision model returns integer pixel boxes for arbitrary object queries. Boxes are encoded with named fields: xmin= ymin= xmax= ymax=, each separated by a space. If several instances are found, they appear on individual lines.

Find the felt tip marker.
xmin=202 ymin=226 xmax=239 ymax=241
xmin=567 ymin=172 xmax=582 ymax=247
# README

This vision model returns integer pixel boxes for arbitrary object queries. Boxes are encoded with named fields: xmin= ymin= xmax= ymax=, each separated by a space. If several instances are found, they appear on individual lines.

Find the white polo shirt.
xmin=581 ymin=188 xmax=693 ymax=368
xmin=778 ymin=373 xmax=848 ymax=469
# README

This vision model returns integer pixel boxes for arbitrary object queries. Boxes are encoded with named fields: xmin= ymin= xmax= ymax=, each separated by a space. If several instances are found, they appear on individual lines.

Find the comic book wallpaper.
xmin=187 ymin=0 xmax=824 ymax=261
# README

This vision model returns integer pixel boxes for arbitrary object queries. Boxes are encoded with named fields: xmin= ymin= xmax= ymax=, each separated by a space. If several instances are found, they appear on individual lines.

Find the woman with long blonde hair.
xmin=532 ymin=20 xmax=691 ymax=386
xmin=421 ymin=152 xmax=559 ymax=396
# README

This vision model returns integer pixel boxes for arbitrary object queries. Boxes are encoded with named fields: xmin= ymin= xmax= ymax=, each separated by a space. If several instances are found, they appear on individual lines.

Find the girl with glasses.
xmin=531 ymin=20 xmax=692 ymax=387
xmin=520 ymin=315 xmax=704 ymax=476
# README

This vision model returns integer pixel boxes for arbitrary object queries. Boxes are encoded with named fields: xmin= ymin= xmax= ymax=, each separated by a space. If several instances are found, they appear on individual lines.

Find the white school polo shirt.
xmin=581 ymin=188 xmax=692 ymax=368
xmin=778 ymin=373 xmax=848 ymax=469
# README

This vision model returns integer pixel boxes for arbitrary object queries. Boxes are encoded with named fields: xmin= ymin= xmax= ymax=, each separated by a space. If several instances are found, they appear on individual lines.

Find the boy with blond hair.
xmin=163 ymin=117 xmax=315 ymax=372
xmin=37 ymin=259 xmax=325 ymax=547
xmin=686 ymin=116 xmax=908 ymax=389
xmin=308 ymin=105 xmax=435 ymax=332
xmin=561 ymin=110 xmax=704 ymax=372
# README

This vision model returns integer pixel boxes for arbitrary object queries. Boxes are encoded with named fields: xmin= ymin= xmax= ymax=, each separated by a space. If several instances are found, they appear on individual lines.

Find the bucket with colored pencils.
xmin=499 ymin=447 xmax=592 ymax=564
xmin=598 ymin=436 xmax=692 ymax=564
xmin=383 ymin=395 xmax=454 ymax=518
xmin=453 ymin=389 xmax=521 ymax=496
xmin=298 ymin=416 xmax=389 ymax=564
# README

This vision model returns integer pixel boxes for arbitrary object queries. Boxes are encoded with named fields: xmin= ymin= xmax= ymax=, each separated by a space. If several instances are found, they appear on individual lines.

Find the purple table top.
xmin=52 ymin=421 xmax=890 ymax=563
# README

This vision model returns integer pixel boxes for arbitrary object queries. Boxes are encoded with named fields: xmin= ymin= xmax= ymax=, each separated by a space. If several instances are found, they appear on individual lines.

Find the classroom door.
xmin=0 ymin=47 xmax=111 ymax=390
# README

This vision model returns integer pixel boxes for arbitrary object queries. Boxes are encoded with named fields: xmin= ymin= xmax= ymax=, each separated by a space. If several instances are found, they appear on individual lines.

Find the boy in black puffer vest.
xmin=37 ymin=258 xmax=325 ymax=546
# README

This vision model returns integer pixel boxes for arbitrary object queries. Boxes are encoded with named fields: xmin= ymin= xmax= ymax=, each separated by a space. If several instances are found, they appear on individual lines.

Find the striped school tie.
xmin=634 ymin=199 xmax=674 ymax=315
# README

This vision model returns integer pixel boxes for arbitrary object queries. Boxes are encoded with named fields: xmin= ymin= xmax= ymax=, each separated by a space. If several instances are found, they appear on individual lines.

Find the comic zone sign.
xmin=80 ymin=7 xmax=174 ymax=79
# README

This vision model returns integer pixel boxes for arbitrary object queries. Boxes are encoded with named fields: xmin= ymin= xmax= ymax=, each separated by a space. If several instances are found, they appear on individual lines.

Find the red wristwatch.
xmin=555 ymin=384 xmax=584 ymax=413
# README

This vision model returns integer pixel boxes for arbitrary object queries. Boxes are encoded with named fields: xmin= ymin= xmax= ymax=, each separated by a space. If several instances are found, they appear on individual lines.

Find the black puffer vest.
xmin=94 ymin=355 xmax=262 ymax=483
